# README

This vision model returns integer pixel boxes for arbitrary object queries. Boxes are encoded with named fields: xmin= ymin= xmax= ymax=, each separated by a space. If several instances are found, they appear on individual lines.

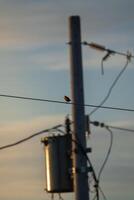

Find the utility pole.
xmin=69 ymin=16 xmax=89 ymax=200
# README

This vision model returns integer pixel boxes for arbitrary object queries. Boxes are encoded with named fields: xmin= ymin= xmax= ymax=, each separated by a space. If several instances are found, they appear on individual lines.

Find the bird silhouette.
xmin=64 ymin=96 xmax=71 ymax=102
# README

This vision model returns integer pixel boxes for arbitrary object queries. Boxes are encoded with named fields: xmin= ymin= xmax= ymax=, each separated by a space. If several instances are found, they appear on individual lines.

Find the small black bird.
xmin=64 ymin=96 xmax=71 ymax=102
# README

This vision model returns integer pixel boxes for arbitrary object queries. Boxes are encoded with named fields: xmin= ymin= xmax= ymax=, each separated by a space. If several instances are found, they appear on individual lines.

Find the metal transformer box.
xmin=42 ymin=134 xmax=73 ymax=193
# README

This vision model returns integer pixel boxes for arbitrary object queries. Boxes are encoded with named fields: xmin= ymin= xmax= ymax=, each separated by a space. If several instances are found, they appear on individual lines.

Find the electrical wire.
xmin=101 ymin=50 xmax=115 ymax=75
xmin=89 ymin=104 xmax=134 ymax=112
xmin=97 ymin=127 xmax=113 ymax=182
xmin=83 ymin=41 xmax=134 ymax=59
xmin=90 ymin=119 xmax=134 ymax=185
xmin=0 ymin=118 xmax=111 ymax=200
xmin=91 ymin=186 xmax=108 ymax=200
xmin=0 ymin=124 xmax=62 ymax=151
xmin=0 ymin=93 xmax=134 ymax=113
xmin=90 ymin=120 xmax=134 ymax=133
xmin=55 ymin=125 xmax=99 ymax=199
xmin=90 ymin=121 xmax=113 ymax=182
xmin=2 ymin=118 xmax=132 ymax=152
xmin=56 ymin=125 xmax=100 ymax=200
xmin=56 ymin=123 xmax=107 ymax=200
xmin=56 ymin=124 xmax=100 ymax=200
xmin=0 ymin=116 xmax=132 ymax=200
xmin=90 ymin=121 xmax=114 ymax=200
xmin=98 ymin=186 xmax=108 ymax=200
xmin=0 ymin=94 xmax=68 ymax=104
xmin=71 ymin=137 xmax=99 ymax=200
xmin=108 ymin=125 xmax=134 ymax=133
xmin=89 ymin=57 xmax=130 ymax=116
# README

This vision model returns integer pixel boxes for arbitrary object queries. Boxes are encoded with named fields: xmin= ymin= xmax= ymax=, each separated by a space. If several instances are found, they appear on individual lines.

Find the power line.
xmin=0 ymin=93 xmax=134 ymax=113
xmin=1 ymin=119 xmax=133 ymax=151
xmin=89 ymin=56 xmax=130 ymax=116
xmin=56 ymin=126 xmax=102 ymax=200
xmin=1 ymin=118 xmax=130 ymax=200
xmin=98 ymin=186 xmax=108 ymax=200
xmin=71 ymin=137 xmax=99 ymax=200
xmin=0 ymin=94 xmax=68 ymax=104
xmin=83 ymin=41 xmax=134 ymax=58
xmin=89 ymin=122 xmax=113 ymax=200
xmin=83 ymin=41 xmax=132 ymax=116
xmin=107 ymin=125 xmax=134 ymax=133
xmin=90 ymin=120 xmax=113 ymax=194
xmin=89 ymin=120 xmax=134 ymax=185
xmin=0 ymin=124 xmax=62 ymax=151
xmin=97 ymin=127 xmax=113 ymax=182
xmin=57 ymin=126 xmax=108 ymax=200
xmin=90 ymin=121 xmax=134 ymax=133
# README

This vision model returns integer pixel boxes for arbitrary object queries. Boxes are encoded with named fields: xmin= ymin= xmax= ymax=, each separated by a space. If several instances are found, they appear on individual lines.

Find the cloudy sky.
xmin=0 ymin=0 xmax=134 ymax=200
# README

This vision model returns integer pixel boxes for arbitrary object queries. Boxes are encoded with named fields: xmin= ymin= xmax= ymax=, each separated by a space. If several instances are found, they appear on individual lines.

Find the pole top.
xmin=69 ymin=15 xmax=80 ymax=20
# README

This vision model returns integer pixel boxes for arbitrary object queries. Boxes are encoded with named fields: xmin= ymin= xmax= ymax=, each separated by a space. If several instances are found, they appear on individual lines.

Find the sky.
xmin=0 ymin=0 xmax=134 ymax=200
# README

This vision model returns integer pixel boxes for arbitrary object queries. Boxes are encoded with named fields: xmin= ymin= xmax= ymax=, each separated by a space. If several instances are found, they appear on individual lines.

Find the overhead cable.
xmin=71 ymin=138 xmax=99 ymax=200
xmin=90 ymin=121 xmax=113 ymax=200
xmin=97 ymin=127 xmax=113 ymax=182
xmin=98 ymin=186 xmax=108 ymax=200
xmin=90 ymin=121 xmax=134 ymax=133
xmin=83 ymin=41 xmax=134 ymax=58
xmin=0 ymin=124 xmax=62 ymax=151
xmin=89 ymin=57 xmax=130 ymax=116
xmin=108 ymin=125 xmax=134 ymax=133
xmin=0 ymin=93 xmax=134 ymax=113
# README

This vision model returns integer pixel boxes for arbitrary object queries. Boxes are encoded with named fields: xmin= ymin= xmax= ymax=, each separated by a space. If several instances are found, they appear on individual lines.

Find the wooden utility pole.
xmin=69 ymin=16 xmax=89 ymax=200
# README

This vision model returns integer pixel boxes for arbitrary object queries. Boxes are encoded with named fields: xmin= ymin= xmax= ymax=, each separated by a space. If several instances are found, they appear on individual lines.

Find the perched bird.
xmin=64 ymin=96 xmax=71 ymax=102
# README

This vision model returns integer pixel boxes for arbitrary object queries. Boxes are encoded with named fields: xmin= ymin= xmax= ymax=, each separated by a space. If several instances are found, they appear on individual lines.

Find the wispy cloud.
xmin=0 ymin=1 xmax=134 ymax=200
xmin=0 ymin=0 xmax=134 ymax=48
xmin=0 ymin=0 xmax=133 ymax=72
xmin=0 ymin=114 xmax=65 ymax=141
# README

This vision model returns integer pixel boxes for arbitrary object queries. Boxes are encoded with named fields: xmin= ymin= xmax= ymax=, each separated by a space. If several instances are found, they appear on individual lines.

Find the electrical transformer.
xmin=42 ymin=134 xmax=73 ymax=193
